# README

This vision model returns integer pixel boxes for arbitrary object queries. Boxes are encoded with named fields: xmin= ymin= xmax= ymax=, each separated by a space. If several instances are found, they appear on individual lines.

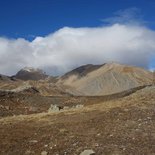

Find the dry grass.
xmin=0 ymin=86 xmax=155 ymax=155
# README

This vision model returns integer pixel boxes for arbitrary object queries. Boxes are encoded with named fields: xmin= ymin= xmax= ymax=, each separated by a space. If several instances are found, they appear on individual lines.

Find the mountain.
xmin=0 ymin=74 xmax=16 ymax=81
xmin=0 ymin=63 xmax=153 ymax=96
xmin=14 ymin=67 xmax=48 ymax=81
xmin=57 ymin=63 xmax=153 ymax=96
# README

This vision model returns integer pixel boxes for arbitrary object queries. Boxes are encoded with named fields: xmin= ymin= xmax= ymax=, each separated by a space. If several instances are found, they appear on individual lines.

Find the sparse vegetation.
xmin=0 ymin=63 xmax=155 ymax=155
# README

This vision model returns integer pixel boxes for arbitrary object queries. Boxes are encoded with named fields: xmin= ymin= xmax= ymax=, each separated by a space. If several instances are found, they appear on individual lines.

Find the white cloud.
xmin=102 ymin=7 xmax=145 ymax=25
xmin=0 ymin=23 xmax=155 ymax=75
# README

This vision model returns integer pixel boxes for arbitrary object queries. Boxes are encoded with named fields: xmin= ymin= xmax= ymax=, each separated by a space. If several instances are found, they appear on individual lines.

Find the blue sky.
xmin=0 ymin=0 xmax=155 ymax=40
xmin=0 ymin=0 xmax=155 ymax=75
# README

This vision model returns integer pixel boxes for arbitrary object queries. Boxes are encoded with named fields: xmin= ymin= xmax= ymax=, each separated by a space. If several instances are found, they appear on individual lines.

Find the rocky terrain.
xmin=0 ymin=63 xmax=154 ymax=155
xmin=0 ymin=85 xmax=155 ymax=155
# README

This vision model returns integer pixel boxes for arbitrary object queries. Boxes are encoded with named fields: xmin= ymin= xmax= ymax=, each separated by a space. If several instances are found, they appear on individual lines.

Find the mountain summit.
xmin=15 ymin=67 xmax=48 ymax=81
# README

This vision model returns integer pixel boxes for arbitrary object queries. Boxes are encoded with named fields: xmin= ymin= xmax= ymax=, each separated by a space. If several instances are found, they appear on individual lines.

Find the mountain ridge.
xmin=58 ymin=62 xmax=153 ymax=96
xmin=0 ymin=62 xmax=153 ymax=96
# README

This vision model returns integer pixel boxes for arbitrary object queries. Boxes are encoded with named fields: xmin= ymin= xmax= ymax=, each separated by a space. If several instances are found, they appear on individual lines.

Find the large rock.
xmin=48 ymin=104 xmax=63 ymax=112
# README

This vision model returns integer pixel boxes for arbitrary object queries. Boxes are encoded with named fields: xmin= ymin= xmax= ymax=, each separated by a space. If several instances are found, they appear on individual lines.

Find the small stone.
xmin=29 ymin=140 xmax=38 ymax=143
xmin=25 ymin=150 xmax=33 ymax=154
xmin=94 ymin=143 xmax=99 ymax=147
xmin=5 ymin=106 xmax=10 ymax=110
xmin=75 ymin=104 xmax=84 ymax=108
xmin=109 ymin=134 xmax=113 ymax=137
xmin=147 ymin=117 xmax=151 ymax=120
xmin=123 ymin=147 xmax=126 ymax=151
xmin=41 ymin=151 xmax=48 ymax=155
xmin=73 ymin=142 xmax=78 ymax=146
xmin=80 ymin=149 xmax=95 ymax=155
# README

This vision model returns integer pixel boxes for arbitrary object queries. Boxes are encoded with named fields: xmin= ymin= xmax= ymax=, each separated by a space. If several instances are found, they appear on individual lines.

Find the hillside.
xmin=0 ymin=85 xmax=155 ymax=155
xmin=58 ymin=63 xmax=153 ymax=96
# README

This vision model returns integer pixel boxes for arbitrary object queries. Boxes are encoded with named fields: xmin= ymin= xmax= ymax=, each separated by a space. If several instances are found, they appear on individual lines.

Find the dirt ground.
xmin=0 ymin=86 xmax=155 ymax=155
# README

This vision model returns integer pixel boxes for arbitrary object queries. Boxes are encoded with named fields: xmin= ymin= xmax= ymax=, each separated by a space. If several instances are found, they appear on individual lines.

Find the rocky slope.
xmin=58 ymin=63 xmax=153 ymax=96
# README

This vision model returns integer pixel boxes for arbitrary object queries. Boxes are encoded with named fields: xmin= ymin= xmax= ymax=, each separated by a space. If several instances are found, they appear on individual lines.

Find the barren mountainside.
xmin=58 ymin=63 xmax=153 ymax=96
xmin=0 ymin=63 xmax=153 ymax=96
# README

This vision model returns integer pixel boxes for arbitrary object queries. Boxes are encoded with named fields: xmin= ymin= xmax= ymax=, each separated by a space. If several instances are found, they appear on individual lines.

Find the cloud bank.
xmin=0 ymin=23 xmax=155 ymax=75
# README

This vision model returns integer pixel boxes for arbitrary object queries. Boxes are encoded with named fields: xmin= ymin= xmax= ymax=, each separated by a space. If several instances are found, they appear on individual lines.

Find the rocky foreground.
xmin=0 ymin=86 xmax=155 ymax=155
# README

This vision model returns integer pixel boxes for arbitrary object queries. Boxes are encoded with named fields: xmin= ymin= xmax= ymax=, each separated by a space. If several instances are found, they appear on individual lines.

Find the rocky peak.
xmin=15 ymin=67 xmax=48 ymax=81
